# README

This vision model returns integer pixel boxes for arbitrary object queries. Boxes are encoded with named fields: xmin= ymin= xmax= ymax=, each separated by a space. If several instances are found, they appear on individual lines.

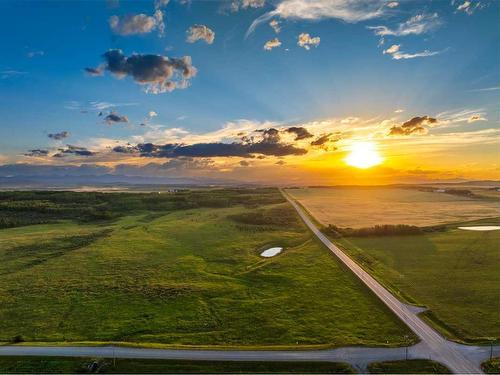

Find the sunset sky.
xmin=0 ymin=0 xmax=498 ymax=185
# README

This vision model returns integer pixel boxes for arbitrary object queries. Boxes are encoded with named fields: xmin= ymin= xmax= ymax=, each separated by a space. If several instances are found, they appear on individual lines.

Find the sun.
xmin=345 ymin=141 xmax=383 ymax=169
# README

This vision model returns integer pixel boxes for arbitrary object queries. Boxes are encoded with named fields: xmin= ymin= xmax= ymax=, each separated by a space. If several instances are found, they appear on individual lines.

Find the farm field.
xmin=0 ymin=189 xmax=413 ymax=348
xmin=286 ymin=187 xmax=500 ymax=228
xmin=334 ymin=217 xmax=500 ymax=342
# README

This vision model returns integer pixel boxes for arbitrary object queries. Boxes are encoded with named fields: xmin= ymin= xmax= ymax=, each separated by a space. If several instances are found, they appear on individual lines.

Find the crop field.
xmin=0 ymin=189 xmax=413 ymax=348
xmin=286 ymin=187 xmax=500 ymax=228
xmin=334 ymin=217 xmax=500 ymax=342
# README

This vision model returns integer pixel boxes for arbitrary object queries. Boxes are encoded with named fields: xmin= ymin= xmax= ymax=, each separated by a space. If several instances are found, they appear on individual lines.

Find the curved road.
xmin=0 ymin=191 xmax=497 ymax=373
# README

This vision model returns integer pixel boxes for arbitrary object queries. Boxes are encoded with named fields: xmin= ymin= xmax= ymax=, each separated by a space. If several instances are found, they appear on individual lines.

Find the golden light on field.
xmin=345 ymin=141 xmax=383 ymax=169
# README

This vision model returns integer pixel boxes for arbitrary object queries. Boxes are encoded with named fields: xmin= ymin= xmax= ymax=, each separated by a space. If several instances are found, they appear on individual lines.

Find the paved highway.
xmin=282 ymin=190 xmax=485 ymax=374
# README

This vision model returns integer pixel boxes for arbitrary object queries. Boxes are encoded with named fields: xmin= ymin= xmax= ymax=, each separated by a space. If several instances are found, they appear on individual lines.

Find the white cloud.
xmin=148 ymin=111 xmax=158 ymax=118
xmin=186 ymin=24 xmax=215 ymax=44
xmin=386 ymin=2 xmax=399 ymax=8
xmin=395 ymin=109 xmax=404 ymax=113
xmin=456 ymin=1 xmax=482 ymax=15
xmin=367 ymin=13 xmax=440 ymax=37
xmin=391 ymin=50 xmax=440 ymax=60
xmin=264 ymin=38 xmax=282 ymax=51
xmin=0 ymin=70 xmax=27 ymax=79
xmin=109 ymin=14 xmax=158 ymax=35
xmin=231 ymin=0 xmax=265 ymax=12
xmin=436 ymin=108 xmax=488 ymax=124
xmin=383 ymin=44 xmax=400 ymax=54
xmin=468 ymin=86 xmax=500 ymax=92
xmin=297 ymin=33 xmax=320 ymax=50
xmin=269 ymin=19 xmax=281 ymax=33
xmin=27 ymin=50 xmax=45 ymax=58
xmin=382 ymin=43 xmax=441 ymax=60
xmin=247 ymin=0 xmax=386 ymax=36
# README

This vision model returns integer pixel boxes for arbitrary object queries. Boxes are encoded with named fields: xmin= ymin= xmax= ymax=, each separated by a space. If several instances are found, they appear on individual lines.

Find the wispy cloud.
xmin=247 ymin=0 xmax=386 ymax=36
xmin=367 ymin=13 xmax=441 ymax=37
xmin=0 ymin=70 xmax=27 ymax=79
xmin=468 ymin=86 xmax=500 ymax=92
xmin=382 ymin=43 xmax=441 ymax=60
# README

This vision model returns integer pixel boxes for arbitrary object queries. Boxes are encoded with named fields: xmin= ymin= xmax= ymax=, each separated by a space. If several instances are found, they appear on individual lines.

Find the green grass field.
xmin=0 ymin=189 xmax=413 ymax=348
xmin=0 ymin=356 xmax=355 ymax=374
xmin=367 ymin=359 xmax=450 ymax=374
xmin=334 ymin=218 xmax=500 ymax=342
xmin=482 ymin=358 xmax=500 ymax=374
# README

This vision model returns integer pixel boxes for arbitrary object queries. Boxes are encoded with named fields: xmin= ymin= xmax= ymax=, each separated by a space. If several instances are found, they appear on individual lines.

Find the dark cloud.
xmin=286 ymin=126 xmax=313 ymax=140
xmin=388 ymin=116 xmax=438 ymax=136
xmin=48 ymin=131 xmax=70 ymax=140
xmin=239 ymin=160 xmax=250 ymax=167
xmin=275 ymin=160 xmax=285 ymax=165
xmin=104 ymin=112 xmax=129 ymax=125
xmin=311 ymin=133 xmax=332 ymax=146
xmin=53 ymin=145 xmax=95 ymax=158
xmin=86 ymin=49 xmax=197 ymax=94
xmin=24 ymin=149 xmax=49 ymax=157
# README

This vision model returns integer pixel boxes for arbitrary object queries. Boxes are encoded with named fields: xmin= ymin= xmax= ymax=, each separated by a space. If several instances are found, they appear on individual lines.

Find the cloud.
xmin=382 ymin=43 xmax=441 ymax=60
xmin=24 ymin=149 xmax=49 ymax=157
xmin=113 ymin=126 xmax=309 ymax=158
xmin=395 ymin=109 xmax=404 ymax=113
xmin=148 ymin=111 xmax=158 ymax=118
xmin=239 ymin=160 xmax=250 ymax=167
xmin=297 ymin=33 xmax=320 ymax=50
xmin=456 ymin=1 xmax=482 ymax=15
xmin=468 ymin=86 xmax=500 ymax=92
xmin=386 ymin=1 xmax=398 ymax=8
xmin=48 ymin=131 xmax=70 ymax=140
xmin=1 ymin=70 xmax=27 ymax=79
xmin=247 ymin=0 xmax=386 ymax=36
xmin=367 ymin=13 xmax=440 ymax=37
xmin=269 ymin=19 xmax=281 ymax=33
xmin=84 ymin=67 xmax=104 ymax=76
xmin=264 ymin=38 xmax=282 ymax=50
xmin=286 ymin=126 xmax=313 ymax=140
xmin=109 ymin=14 xmax=158 ymax=35
xmin=436 ymin=108 xmax=488 ymax=124
xmin=27 ymin=50 xmax=44 ymax=58
xmin=230 ymin=0 xmax=265 ymax=12
xmin=467 ymin=114 xmax=487 ymax=123
xmin=383 ymin=44 xmax=400 ymax=54
xmin=53 ymin=145 xmax=96 ymax=158
xmin=186 ymin=24 xmax=215 ymax=44
xmin=388 ymin=116 xmax=438 ymax=136
xmin=87 ymin=49 xmax=197 ymax=94
xmin=310 ymin=133 xmax=331 ymax=146
xmin=104 ymin=112 xmax=129 ymax=125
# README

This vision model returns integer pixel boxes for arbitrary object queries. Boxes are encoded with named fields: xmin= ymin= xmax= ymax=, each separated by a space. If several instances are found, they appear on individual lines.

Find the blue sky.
xmin=0 ymin=0 xmax=498 ymax=184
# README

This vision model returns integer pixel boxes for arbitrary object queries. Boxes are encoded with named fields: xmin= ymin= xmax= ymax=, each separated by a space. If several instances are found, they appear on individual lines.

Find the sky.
xmin=0 ymin=0 xmax=499 ymax=185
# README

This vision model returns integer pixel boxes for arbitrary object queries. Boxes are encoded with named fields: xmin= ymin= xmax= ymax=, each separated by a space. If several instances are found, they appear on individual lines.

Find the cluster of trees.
xmin=0 ymin=188 xmax=285 ymax=229
xmin=325 ymin=224 xmax=423 ymax=238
